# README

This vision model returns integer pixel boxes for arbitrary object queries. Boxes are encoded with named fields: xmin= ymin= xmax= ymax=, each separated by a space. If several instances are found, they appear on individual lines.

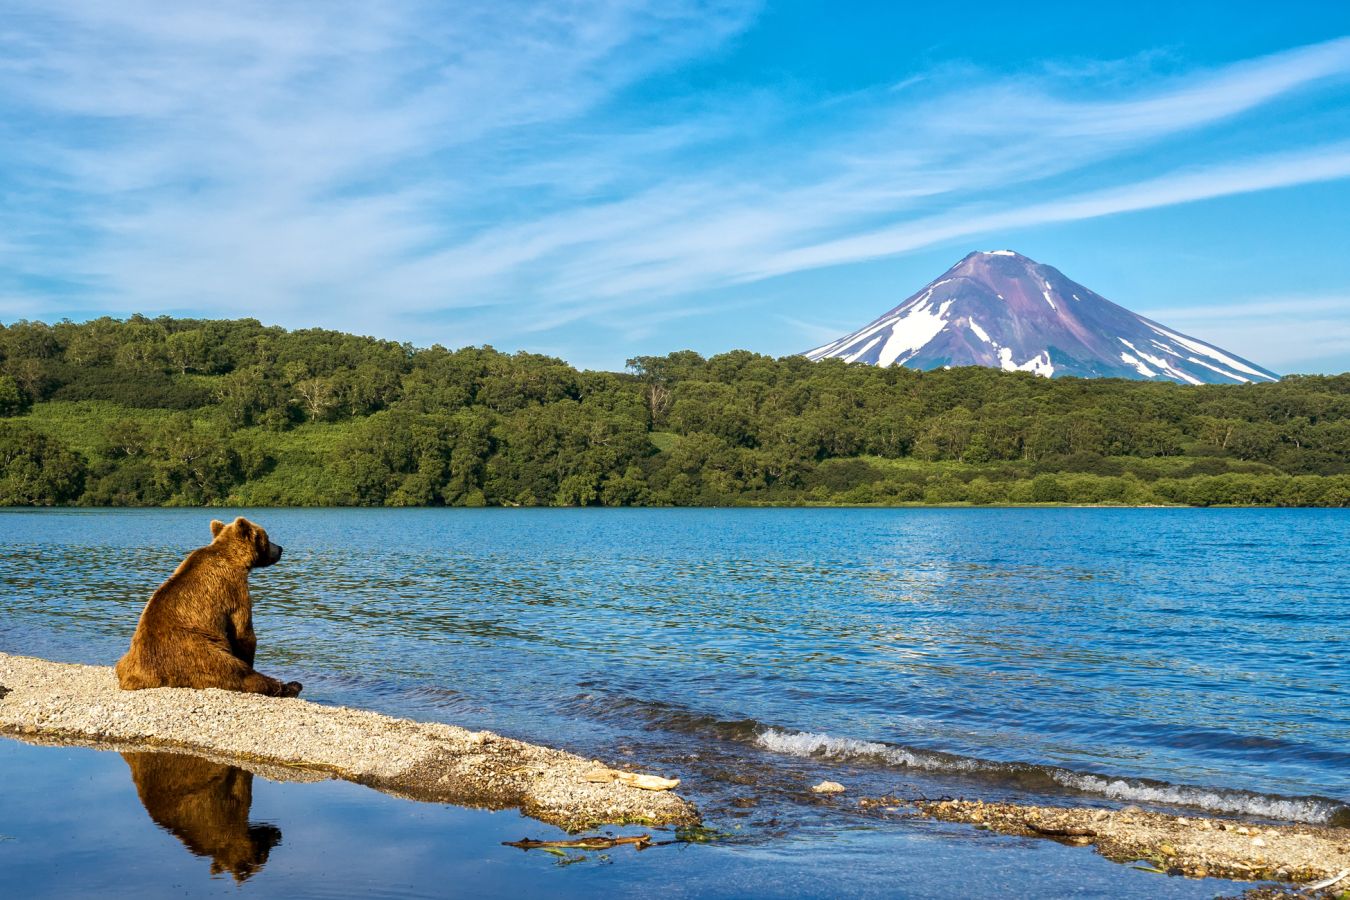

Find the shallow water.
xmin=1 ymin=507 xmax=1346 ymax=894
xmin=0 ymin=739 xmax=1233 ymax=898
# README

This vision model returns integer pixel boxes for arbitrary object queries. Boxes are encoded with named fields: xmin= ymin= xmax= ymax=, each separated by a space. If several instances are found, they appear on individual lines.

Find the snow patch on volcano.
xmin=803 ymin=250 xmax=1278 ymax=384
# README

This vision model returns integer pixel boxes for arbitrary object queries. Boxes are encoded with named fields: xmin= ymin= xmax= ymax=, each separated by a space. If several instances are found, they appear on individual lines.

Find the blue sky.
xmin=2 ymin=1 xmax=1349 ymax=373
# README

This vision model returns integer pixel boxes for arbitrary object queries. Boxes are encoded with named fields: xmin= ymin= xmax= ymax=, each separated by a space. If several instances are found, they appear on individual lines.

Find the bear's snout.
xmin=257 ymin=543 xmax=283 ymax=568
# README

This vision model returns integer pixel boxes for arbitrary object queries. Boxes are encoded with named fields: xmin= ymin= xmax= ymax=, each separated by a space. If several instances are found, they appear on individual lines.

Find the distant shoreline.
xmin=2 ymin=319 xmax=1345 ymax=509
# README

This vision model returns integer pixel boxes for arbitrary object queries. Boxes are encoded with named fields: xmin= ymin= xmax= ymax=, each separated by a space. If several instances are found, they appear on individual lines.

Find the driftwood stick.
xmin=1027 ymin=823 xmax=1097 ymax=838
xmin=583 ymin=768 xmax=681 ymax=791
xmin=1307 ymin=868 xmax=1350 ymax=891
xmin=504 ymin=834 xmax=652 ymax=851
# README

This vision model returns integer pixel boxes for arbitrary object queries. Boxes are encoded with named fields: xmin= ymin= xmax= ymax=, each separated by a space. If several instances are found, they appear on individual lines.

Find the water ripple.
xmin=1 ymin=506 xmax=1346 ymax=811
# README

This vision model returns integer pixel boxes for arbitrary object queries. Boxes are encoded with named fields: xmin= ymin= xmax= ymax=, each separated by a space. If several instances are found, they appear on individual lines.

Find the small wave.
xmin=757 ymin=729 xmax=976 ymax=773
xmin=755 ymin=728 xmax=1349 ymax=825
xmin=1054 ymin=773 xmax=1343 ymax=825
xmin=563 ymin=692 xmax=1350 ymax=825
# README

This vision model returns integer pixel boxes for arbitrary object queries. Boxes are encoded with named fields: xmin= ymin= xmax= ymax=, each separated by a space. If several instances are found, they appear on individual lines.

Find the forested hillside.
xmin=1 ymin=316 xmax=1347 ymax=507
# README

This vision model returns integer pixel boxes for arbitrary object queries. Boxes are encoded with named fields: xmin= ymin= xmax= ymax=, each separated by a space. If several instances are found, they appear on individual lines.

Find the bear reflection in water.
xmin=122 ymin=751 xmax=282 ymax=882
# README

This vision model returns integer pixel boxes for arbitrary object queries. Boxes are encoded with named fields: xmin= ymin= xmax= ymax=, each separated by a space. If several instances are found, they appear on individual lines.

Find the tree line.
xmin=1 ymin=316 xmax=1347 ymax=507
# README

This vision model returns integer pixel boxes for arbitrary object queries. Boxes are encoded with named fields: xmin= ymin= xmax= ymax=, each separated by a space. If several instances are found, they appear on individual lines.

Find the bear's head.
xmin=209 ymin=517 xmax=284 ymax=569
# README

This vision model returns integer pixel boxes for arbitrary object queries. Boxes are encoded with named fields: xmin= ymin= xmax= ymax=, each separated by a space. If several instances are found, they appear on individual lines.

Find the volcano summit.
xmin=805 ymin=251 xmax=1278 ymax=384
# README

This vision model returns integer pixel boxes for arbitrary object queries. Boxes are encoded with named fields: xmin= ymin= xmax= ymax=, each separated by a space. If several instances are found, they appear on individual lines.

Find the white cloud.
xmin=1139 ymin=296 xmax=1350 ymax=371
xmin=0 ymin=7 xmax=1348 ymax=372
xmin=748 ymin=143 xmax=1350 ymax=279
xmin=0 ymin=0 xmax=759 ymax=323
xmin=775 ymin=313 xmax=857 ymax=347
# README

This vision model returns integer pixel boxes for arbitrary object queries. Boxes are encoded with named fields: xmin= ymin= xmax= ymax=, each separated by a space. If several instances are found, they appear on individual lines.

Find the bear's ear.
xmin=210 ymin=520 xmax=226 ymax=539
xmin=233 ymin=517 xmax=253 ymax=538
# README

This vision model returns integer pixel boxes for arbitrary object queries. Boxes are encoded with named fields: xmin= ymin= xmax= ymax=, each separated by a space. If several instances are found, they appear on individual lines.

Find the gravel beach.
xmin=0 ymin=653 xmax=699 ymax=831
xmin=914 ymin=799 xmax=1350 ymax=888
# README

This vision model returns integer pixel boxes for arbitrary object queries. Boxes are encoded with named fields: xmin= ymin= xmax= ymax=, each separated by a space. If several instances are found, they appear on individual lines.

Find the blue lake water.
xmin=1 ymin=507 xmax=1346 ymax=896
xmin=0 ymin=738 xmax=1226 ymax=899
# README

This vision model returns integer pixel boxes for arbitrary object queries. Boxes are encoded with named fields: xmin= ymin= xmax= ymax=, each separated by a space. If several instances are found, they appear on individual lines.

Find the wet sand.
xmin=0 ymin=653 xmax=698 ymax=831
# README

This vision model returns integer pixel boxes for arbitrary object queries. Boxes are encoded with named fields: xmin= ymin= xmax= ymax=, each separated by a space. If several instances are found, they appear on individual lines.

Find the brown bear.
xmin=115 ymin=517 xmax=301 ymax=697
xmin=123 ymin=751 xmax=282 ymax=882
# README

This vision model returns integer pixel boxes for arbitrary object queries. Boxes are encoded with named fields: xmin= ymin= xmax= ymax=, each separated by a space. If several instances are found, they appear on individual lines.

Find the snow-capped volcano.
xmin=805 ymin=250 xmax=1278 ymax=384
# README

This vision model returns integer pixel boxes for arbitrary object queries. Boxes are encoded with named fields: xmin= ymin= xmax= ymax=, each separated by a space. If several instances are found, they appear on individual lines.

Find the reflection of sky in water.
xmin=0 ymin=739 xmax=1228 ymax=899
xmin=1 ymin=508 xmax=1346 ymax=809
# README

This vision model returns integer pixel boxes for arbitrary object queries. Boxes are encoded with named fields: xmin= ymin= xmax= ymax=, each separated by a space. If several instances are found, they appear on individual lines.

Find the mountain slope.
xmin=804 ymin=250 xmax=1279 ymax=384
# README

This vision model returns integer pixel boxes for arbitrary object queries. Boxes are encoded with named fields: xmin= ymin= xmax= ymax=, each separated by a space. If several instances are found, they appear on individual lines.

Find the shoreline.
xmin=910 ymin=799 xmax=1350 ymax=890
xmin=5 ymin=652 xmax=1349 ymax=892
xmin=0 ymin=653 xmax=698 ymax=831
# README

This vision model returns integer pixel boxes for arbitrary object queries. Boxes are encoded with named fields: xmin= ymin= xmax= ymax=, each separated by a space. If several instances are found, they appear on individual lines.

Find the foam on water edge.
xmin=754 ymin=728 xmax=1347 ymax=825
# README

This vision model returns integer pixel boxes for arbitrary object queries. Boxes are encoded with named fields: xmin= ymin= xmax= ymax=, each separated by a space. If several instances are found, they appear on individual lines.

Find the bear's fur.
xmin=123 ymin=751 xmax=282 ymax=882
xmin=115 ymin=517 xmax=301 ymax=697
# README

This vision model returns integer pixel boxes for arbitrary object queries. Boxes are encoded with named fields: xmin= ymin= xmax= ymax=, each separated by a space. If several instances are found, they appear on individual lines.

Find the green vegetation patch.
xmin=22 ymin=401 xmax=179 ymax=458
xmin=649 ymin=431 xmax=682 ymax=452
xmin=0 ymin=316 xmax=1346 ymax=507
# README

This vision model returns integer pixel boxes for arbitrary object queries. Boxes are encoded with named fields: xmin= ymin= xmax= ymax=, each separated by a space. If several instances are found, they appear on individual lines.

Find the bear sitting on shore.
xmin=115 ymin=517 xmax=301 ymax=698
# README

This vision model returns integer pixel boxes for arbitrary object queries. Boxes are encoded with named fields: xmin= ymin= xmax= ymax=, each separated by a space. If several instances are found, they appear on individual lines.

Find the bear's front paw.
xmin=281 ymin=681 xmax=303 ymax=698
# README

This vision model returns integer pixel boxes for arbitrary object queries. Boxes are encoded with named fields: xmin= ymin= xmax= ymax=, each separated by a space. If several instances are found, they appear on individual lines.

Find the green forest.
xmin=1 ymin=316 xmax=1347 ymax=507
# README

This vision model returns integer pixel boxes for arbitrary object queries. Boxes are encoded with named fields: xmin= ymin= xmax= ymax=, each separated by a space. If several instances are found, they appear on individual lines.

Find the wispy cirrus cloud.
xmin=1138 ymin=296 xmax=1350 ymax=372
xmin=748 ymin=142 xmax=1350 ymax=279
xmin=0 ymin=0 xmax=761 ymax=319
xmin=413 ymin=36 xmax=1350 ymax=316
xmin=0 ymin=5 xmax=1348 ymax=370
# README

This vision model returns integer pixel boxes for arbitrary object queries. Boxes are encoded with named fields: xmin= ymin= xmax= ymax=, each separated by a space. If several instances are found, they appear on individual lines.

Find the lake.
xmin=1 ymin=507 xmax=1346 ymax=897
